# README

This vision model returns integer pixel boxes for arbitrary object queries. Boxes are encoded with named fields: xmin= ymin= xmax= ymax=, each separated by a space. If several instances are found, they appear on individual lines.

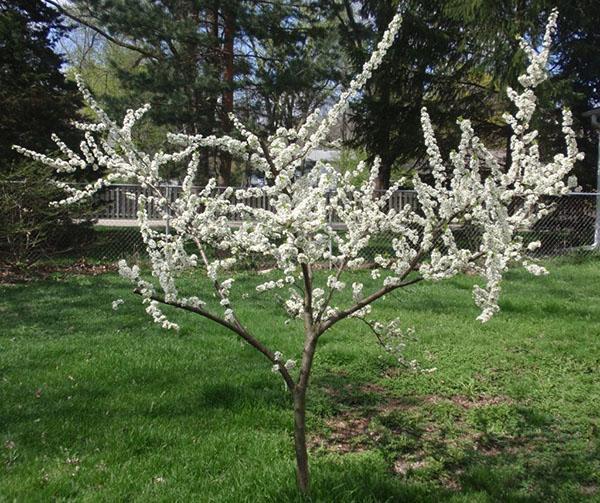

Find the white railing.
xmin=95 ymin=184 xmax=420 ymax=222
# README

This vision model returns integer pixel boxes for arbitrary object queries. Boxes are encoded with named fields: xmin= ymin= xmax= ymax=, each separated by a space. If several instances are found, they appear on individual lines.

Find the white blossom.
xmin=14 ymin=11 xmax=579 ymax=341
xmin=523 ymin=262 xmax=549 ymax=276
xmin=351 ymin=282 xmax=363 ymax=301
xmin=224 ymin=309 xmax=235 ymax=322
xmin=112 ymin=299 xmax=124 ymax=310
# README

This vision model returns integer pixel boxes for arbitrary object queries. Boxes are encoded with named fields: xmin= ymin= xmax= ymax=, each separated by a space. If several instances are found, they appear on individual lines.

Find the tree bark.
xmin=374 ymin=74 xmax=392 ymax=192
xmin=373 ymin=156 xmax=391 ymax=192
xmin=292 ymin=327 xmax=319 ymax=494
xmin=218 ymin=7 xmax=235 ymax=186
xmin=293 ymin=385 xmax=309 ymax=494
xmin=293 ymin=263 xmax=318 ymax=495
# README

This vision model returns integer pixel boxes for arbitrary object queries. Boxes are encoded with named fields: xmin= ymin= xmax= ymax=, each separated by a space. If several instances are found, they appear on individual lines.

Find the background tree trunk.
xmin=218 ymin=7 xmax=235 ymax=186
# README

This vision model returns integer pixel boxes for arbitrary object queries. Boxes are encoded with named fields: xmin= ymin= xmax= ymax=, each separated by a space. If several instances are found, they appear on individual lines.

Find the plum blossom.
xmin=112 ymin=299 xmax=124 ymax=310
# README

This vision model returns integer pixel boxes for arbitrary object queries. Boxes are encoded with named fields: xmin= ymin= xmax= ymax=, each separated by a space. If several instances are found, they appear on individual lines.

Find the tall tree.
xmin=444 ymin=0 xmax=600 ymax=189
xmin=331 ymin=0 xmax=599 ymax=190
xmin=0 ymin=0 xmax=80 ymax=169
xmin=329 ymin=0 xmax=495 ymax=190
xmin=236 ymin=5 xmax=342 ymax=133
xmin=0 ymin=1 xmax=95 ymax=268
xmin=48 ymin=0 xmax=341 ymax=185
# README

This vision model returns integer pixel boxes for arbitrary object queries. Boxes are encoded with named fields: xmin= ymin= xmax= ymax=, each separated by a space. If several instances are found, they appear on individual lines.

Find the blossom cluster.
xmin=14 ymin=10 xmax=581 ymax=366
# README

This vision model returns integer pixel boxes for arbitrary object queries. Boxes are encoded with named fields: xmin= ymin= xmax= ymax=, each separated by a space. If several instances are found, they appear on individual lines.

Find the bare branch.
xmin=133 ymin=289 xmax=296 ymax=391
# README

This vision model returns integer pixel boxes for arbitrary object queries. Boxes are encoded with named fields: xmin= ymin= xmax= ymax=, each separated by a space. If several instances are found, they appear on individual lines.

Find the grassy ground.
xmin=1 ymin=256 xmax=599 ymax=501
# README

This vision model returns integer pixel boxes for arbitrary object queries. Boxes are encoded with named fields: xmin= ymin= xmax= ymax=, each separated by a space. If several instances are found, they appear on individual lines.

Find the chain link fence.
xmin=76 ymin=186 xmax=600 ymax=264
xmin=2 ymin=181 xmax=597 ymax=266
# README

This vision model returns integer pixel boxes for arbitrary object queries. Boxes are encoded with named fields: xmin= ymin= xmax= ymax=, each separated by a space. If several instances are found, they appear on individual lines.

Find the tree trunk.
xmin=218 ymin=7 xmax=235 ymax=186
xmin=293 ymin=385 xmax=310 ymax=494
xmin=373 ymin=157 xmax=391 ymax=193
xmin=505 ymin=125 xmax=512 ymax=170
xmin=294 ymin=264 xmax=317 ymax=494
xmin=374 ymin=75 xmax=392 ymax=192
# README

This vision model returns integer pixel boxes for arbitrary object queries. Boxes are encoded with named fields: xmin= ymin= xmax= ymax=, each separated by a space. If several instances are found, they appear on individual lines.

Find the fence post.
xmin=583 ymin=109 xmax=600 ymax=249
xmin=115 ymin=186 xmax=120 ymax=219
xmin=595 ymin=132 xmax=600 ymax=249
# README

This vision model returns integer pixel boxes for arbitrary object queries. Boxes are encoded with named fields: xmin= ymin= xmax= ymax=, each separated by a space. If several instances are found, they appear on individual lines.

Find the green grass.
xmin=1 ymin=257 xmax=599 ymax=501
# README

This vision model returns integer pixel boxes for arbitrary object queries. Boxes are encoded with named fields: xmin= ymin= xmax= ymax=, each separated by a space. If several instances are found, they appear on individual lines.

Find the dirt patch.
xmin=310 ymin=410 xmax=381 ymax=453
xmin=0 ymin=260 xmax=116 ymax=284
xmin=360 ymin=383 xmax=388 ymax=395
xmin=311 ymin=392 xmax=515 ymax=454
xmin=581 ymin=485 xmax=598 ymax=496
xmin=425 ymin=394 xmax=514 ymax=410
xmin=310 ymin=392 xmax=519 ymax=473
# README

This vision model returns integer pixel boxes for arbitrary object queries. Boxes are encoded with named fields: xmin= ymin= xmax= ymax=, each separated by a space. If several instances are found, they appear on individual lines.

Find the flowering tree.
xmin=15 ymin=9 xmax=582 ymax=494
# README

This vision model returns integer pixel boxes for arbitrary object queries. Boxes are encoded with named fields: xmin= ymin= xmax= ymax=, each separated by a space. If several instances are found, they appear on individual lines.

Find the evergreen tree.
xmin=49 ymin=0 xmax=341 ymax=185
xmin=331 ymin=0 xmax=599 ymax=190
xmin=329 ymin=0 xmax=494 ymax=190
xmin=0 ymin=0 xmax=95 ymax=268
xmin=0 ymin=0 xmax=80 ymax=169
xmin=444 ymin=0 xmax=600 ymax=189
xmin=236 ymin=4 xmax=342 ymax=133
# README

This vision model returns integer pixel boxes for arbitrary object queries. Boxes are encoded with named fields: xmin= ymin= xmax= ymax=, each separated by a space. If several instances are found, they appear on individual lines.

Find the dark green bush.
xmin=0 ymin=162 xmax=95 ymax=268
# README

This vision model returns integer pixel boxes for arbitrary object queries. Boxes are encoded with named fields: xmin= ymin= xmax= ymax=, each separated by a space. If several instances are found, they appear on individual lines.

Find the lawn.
xmin=1 ymin=256 xmax=599 ymax=501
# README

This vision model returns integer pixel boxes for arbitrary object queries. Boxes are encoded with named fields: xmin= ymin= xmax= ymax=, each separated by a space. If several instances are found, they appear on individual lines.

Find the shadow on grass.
xmin=300 ymin=370 xmax=599 ymax=502
xmin=2 ymin=263 xmax=598 ymax=500
xmin=267 ymin=438 xmax=598 ymax=502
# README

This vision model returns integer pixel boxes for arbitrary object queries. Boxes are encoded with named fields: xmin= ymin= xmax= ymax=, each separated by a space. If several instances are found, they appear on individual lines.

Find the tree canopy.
xmin=51 ymin=0 xmax=342 ymax=184
xmin=3 ymin=1 xmax=598 ymax=188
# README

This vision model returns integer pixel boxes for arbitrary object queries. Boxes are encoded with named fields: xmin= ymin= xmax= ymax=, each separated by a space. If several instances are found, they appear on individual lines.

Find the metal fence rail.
xmin=88 ymin=185 xmax=600 ymax=262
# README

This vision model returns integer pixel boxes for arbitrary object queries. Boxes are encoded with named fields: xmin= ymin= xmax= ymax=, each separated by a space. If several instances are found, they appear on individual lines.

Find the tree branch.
xmin=44 ymin=0 xmax=162 ymax=61
xmin=133 ymin=289 xmax=296 ymax=390
xmin=318 ymin=275 xmax=423 ymax=334
xmin=301 ymin=263 xmax=314 ymax=327
xmin=316 ymin=257 xmax=347 ymax=324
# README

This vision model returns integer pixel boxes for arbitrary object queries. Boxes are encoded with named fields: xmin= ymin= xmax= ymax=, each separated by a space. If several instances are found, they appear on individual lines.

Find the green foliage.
xmin=332 ymin=147 xmax=368 ymax=185
xmin=443 ymin=0 xmax=600 ymax=189
xmin=332 ymin=0 xmax=600 ymax=190
xmin=1 ymin=257 xmax=599 ymax=499
xmin=0 ymin=163 xmax=95 ymax=269
xmin=0 ymin=0 xmax=80 ymax=168
xmin=63 ymin=1 xmax=342 ymax=183
xmin=238 ymin=11 xmax=342 ymax=133
xmin=332 ymin=0 xmax=497 ymax=189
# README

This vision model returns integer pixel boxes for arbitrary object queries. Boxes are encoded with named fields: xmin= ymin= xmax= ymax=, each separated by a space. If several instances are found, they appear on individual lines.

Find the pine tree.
xmin=49 ymin=0 xmax=341 ymax=185
xmin=332 ymin=0 xmax=599 ymax=190
xmin=0 ymin=0 xmax=93 ymax=267
xmin=330 ymin=0 xmax=495 ymax=190
xmin=444 ymin=0 xmax=600 ymax=189
xmin=0 ymin=0 xmax=80 ymax=169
